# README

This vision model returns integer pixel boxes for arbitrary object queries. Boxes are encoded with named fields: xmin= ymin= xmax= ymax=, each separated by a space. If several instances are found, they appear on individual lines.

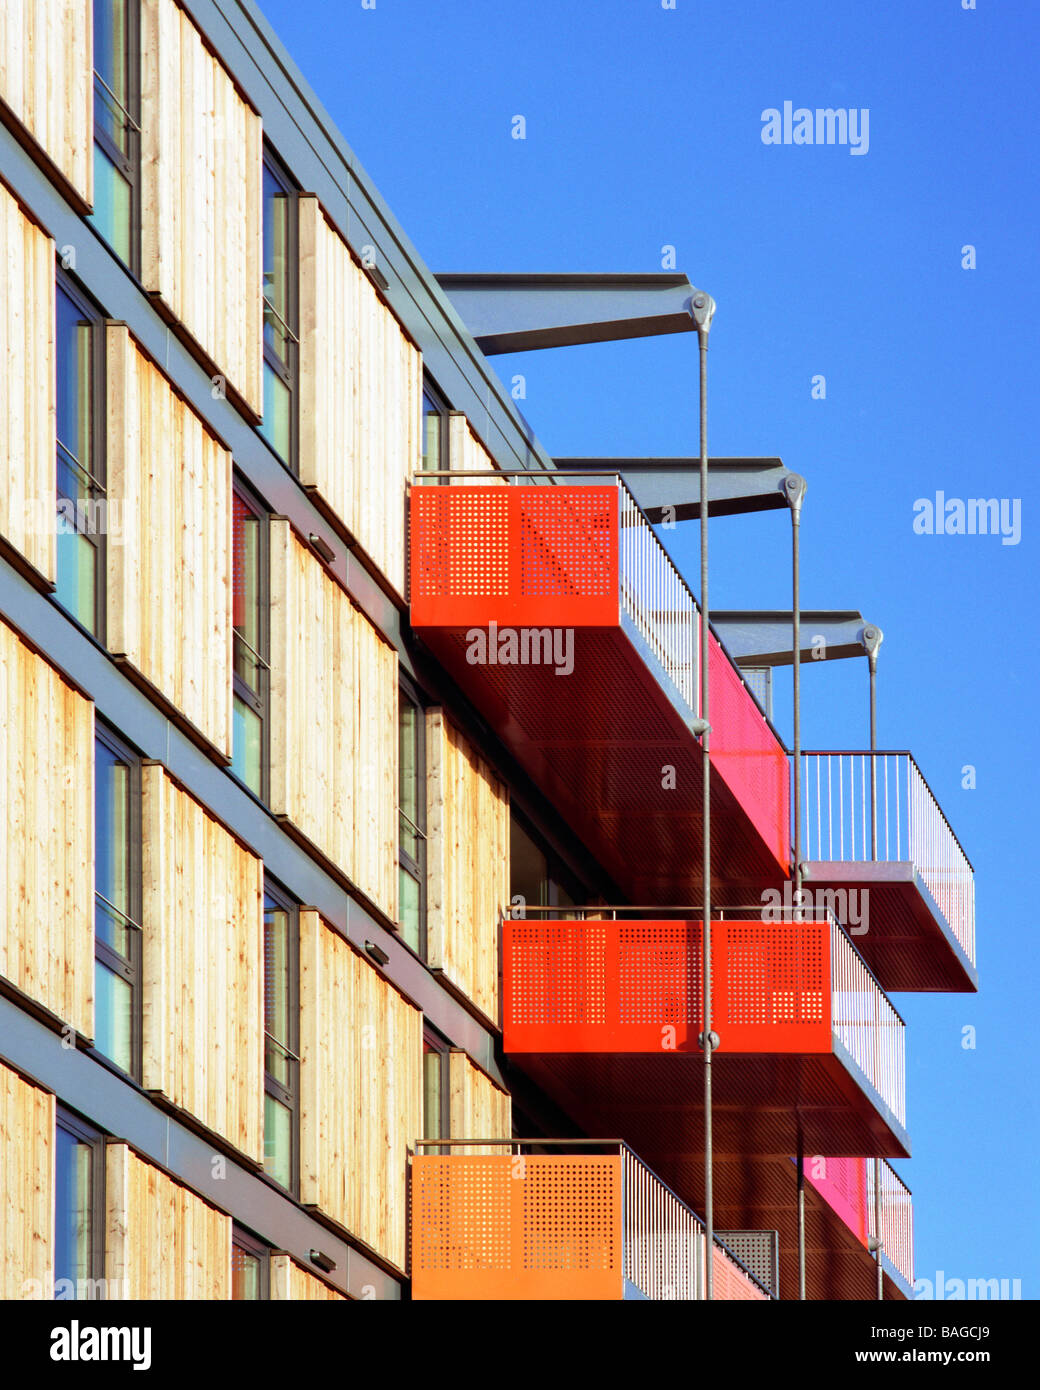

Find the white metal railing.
xmin=829 ymin=921 xmax=906 ymax=1129
xmin=800 ymin=751 xmax=975 ymax=966
xmin=868 ymin=1159 xmax=914 ymax=1289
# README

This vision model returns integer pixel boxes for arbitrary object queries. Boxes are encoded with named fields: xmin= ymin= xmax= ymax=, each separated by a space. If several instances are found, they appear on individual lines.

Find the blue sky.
xmin=256 ymin=0 xmax=1039 ymax=1296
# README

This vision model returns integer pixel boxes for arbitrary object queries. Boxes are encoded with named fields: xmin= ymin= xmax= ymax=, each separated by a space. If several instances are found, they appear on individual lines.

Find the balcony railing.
xmin=806 ymin=1155 xmax=914 ymax=1291
xmin=799 ymin=751 xmax=975 ymax=967
xmin=411 ymin=1139 xmax=773 ymax=1301
xmin=831 ymin=919 xmax=907 ymax=1129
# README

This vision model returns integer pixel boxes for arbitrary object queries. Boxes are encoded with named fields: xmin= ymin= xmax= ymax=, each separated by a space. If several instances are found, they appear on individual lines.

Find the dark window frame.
xmin=231 ymin=476 xmax=270 ymax=803
xmin=422 ymin=1028 xmax=451 ymax=1143
xmin=92 ymin=721 xmax=143 ymax=1082
xmin=55 ymin=270 xmax=107 ymax=644
xmin=398 ymin=675 xmax=427 ymax=957
xmin=509 ymin=808 xmax=587 ymax=916
xmin=421 ymin=376 xmax=450 ymax=480
xmin=54 ymin=1108 xmax=106 ymax=1298
xmin=232 ymin=1225 xmax=271 ymax=1300
xmin=91 ymin=0 xmax=142 ymax=276
xmin=260 ymin=146 xmax=299 ymax=473
xmin=262 ymin=879 xmax=300 ymax=1198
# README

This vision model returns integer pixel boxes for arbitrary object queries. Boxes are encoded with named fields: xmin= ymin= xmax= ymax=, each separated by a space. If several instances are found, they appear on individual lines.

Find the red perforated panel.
xmin=803 ymin=1156 xmax=870 ymax=1246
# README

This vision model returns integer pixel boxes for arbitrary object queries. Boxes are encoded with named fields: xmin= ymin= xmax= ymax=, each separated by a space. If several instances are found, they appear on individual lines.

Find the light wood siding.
xmin=0 ymin=1062 xmax=54 ymax=1298
xmin=298 ymin=196 xmax=421 ymax=595
xmin=269 ymin=521 xmax=397 ymax=918
xmin=0 ymin=183 xmax=55 ymax=581
xmin=270 ymin=1253 xmax=346 ymax=1301
xmin=140 ymin=764 xmax=263 ymax=1162
xmin=425 ymin=710 xmax=509 ymax=1023
xmin=139 ymin=0 xmax=262 ymax=415
xmin=105 ymin=1143 xmax=230 ymax=1299
xmin=0 ymin=616 xmax=93 ymax=1036
xmin=105 ymin=324 xmax=233 ymax=757
xmin=0 ymin=0 xmax=93 ymax=206
xmin=299 ymin=910 xmax=422 ymax=1271
xmin=448 ymin=412 xmax=504 ymax=481
xmin=448 ymin=1050 xmax=512 ymax=1155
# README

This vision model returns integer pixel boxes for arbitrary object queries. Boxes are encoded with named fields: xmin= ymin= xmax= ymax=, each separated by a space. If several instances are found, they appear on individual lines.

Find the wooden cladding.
xmin=140 ymin=0 xmax=262 ymax=416
xmin=299 ymin=910 xmax=421 ymax=1271
xmin=269 ymin=521 xmax=397 ymax=919
xmin=426 ymin=710 xmax=509 ymax=1023
xmin=140 ymin=765 xmax=264 ymax=1162
xmin=270 ymin=1253 xmax=345 ymax=1301
xmin=448 ymin=1051 xmax=511 ymax=1154
xmin=448 ymin=412 xmax=504 ymax=480
xmin=0 ymin=0 xmax=93 ymax=206
xmin=0 ymin=183 xmax=55 ymax=581
xmin=0 ymin=616 xmax=94 ymax=1036
xmin=0 ymin=1061 xmax=54 ymax=1298
xmin=105 ymin=324 xmax=233 ymax=758
xmin=298 ymin=196 xmax=421 ymax=595
xmin=106 ymin=1143 xmax=230 ymax=1298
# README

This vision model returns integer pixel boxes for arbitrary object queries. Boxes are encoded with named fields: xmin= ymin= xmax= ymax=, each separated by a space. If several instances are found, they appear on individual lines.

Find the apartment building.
xmin=0 ymin=0 xmax=976 ymax=1302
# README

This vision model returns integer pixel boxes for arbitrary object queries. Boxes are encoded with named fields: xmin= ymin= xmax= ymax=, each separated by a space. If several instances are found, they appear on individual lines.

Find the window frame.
xmin=262 ymin=880 xmax=300 ymax=1198
xmin=231 ymin=1225 xmax=271 ymax=1300
xmin=260 ymin=146 xmax=299 ymax=472
xmin=422 ymin=1029 xmax=451 ymax=1144
xmin=398 ymin=676 xmax=427 ymax=957
xmin=230 ymin=477 xmax=270 ymax=803
xmin=91 ymin=0 xmax=142 ymax=275
xmin=509 ymin=808 xmax=586 ymax=916
xmin=421 ymin=376 xmax=450 ymax=480
xmin=55 ymin=270 xmax=107 ymax=643
xmin=54 ymin=1108 xmax=106 ymax=1298
xmin=92 ymin=721 xmax=143 ymax=1081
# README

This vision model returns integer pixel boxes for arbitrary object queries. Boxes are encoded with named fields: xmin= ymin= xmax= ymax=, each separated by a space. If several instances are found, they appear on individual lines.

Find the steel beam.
xmin=433 ymin=273 xmax=698 ymax=354
xmin=711 ymin=611 xmax=882 ymax=666
xmin=556 ymin=457 xmax=793 ymax=518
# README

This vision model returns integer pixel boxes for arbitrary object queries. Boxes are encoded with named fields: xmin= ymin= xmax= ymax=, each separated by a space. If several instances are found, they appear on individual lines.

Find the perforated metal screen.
xmin=716 ymin=1230 xmax=779 ymax=1298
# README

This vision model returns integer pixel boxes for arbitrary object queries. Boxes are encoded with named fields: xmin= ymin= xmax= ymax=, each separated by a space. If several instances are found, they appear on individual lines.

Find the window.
xmin=422 ymin=379 xmax=448 ymax=476
xmin=509 ymin=812 xmax=582 ymax=917
xmin=231 ymin=482 xmax=269 ymax=799
xmin=232 ymin=1227 xmax=270 ymax=1300
xmin=422 ymin=1033 xmax=450 ymax=1141
xmin=54 ymin=1110 xmax=105 ymax=1299
xmin=94 ymin=725 xmax=142 ymax=1078
xmin=260 ymin=151 xmax=298 ymax=468
xmin=91 ymin=0 xmax=140 ymax=271
xmin=55 ymin=276 xmax=105 ymax=638
xmin=263 ymin=883 xmax=299 ymax=1195
xmin=398 ymin=680 xmax=426 ymax=955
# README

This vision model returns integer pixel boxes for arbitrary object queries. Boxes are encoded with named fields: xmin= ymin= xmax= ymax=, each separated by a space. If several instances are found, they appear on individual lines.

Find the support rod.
xmin=875 ymin=1157 xmax=884 ymax=1301
xmin=862 ymin=625 xmax=882 ymax=861
xmin=797 ymin=1139 xmax=806 ymax=1303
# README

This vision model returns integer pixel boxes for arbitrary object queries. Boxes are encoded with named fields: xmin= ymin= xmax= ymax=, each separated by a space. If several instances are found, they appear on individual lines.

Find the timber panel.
xmin=269 ymin=521 xmax=397 ymax=919
xmin=448 ymin=1050 xmax=511 ymax=1155
xmin=105 ymin=1143 xmax=230 ymax=1299
xmin=140 ymin=765 xmax=264 ymax=1163
xmin=0 ymin=0 xmax=93 ymax=206
xmin=139 ymin=0 xmax=262 ymax=414
xmin=270 ymin=1253 xmax=346 ymax=1301
xmin=106 ymin=324 xmax=233 ymax=757
xmin=0 ymin=1061 xmax=54 ymax=1298
xmin=299 ymin=910 xmax=422 ymax=1271
xmin=0 ymin=616 xmax=93 ymax=1036
xmin=0 ymin=183 xmax=55 ymax=581
xmin=426 ymin=710 xmax=509 ymax=1023
xmin=298 ymin=196 xmax=421 ymax=595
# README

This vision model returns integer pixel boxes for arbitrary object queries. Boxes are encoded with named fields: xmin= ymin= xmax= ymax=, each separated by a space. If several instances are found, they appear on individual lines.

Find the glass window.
xmin=263 ymin=887 xmax=298 ymax=1194
xmin=260 ymin=155 xmax=297 ymax=467
xmin=91 ymin=0 xmax=139 ymax=270
xmin=422 ymin=384 xmax=447 ymax=475
xmin=423 ymin=1038 xmax=448 ymax=1141
xmin=398 ymin=684 xmax=426 ymax=955
xmin=231 ymin=485 xmax=268 ymax=798
xmin=510 ymin=812 xmax=584 ymax=918
xmin=54 ymin=1112 xmax=103 ymax=1299
xmin=232 ymin=1229 xmax=269 ymax=1300
xmin=55 ymin=280 xmax=104 ymax=637
xmin=94 ymin=726 xmax=141 ymax=1077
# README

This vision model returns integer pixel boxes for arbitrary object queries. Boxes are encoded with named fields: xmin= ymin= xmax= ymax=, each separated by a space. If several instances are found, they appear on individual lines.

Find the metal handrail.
xmin=830 ymin=919 xmax=906 ymax=1127
xmin=868 ymin=1160 xmax=914 ymax=1288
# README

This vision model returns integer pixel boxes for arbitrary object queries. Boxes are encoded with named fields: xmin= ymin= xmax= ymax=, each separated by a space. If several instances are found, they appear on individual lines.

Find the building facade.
xmin=0 ymin=0 xmax=976 ymax=1301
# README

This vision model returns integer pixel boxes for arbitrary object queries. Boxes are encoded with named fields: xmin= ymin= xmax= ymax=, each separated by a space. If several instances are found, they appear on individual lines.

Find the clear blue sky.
xmin=256 ymin=0 xmax=1039 ymax=1297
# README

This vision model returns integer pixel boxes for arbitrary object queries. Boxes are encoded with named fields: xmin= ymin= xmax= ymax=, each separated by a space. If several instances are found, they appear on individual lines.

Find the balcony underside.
xmin=508 ymin=1050 xmax=910 ymax=1161
xmin=803 ymin=862 xmax=978 ymax=993
xmin=418 ymin=622 xmax=789 ymax=899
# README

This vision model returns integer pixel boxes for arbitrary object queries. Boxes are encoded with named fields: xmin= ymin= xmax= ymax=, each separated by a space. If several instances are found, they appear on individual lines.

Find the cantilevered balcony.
xmin=409 ymin=477 xmax=790 ymax=901
xmin=799 ymin=752 xmax=977 ymax=992
xmin=410 ymin=1140 xmax=773 ymax=1301
xmin=502 ymin=913 xmax=908 ymax=1159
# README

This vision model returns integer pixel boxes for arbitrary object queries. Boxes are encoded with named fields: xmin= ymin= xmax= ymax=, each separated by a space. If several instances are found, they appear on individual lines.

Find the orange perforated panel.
xmin=504 ymin=919 xmax=833 ymax=1055
xmin=411 ymin=1154 xmax=623 ymax=1300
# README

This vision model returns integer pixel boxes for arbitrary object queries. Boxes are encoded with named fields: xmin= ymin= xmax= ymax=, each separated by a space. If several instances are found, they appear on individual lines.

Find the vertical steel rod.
xmin=875 ymin=1156 xmax=884 ymax=1301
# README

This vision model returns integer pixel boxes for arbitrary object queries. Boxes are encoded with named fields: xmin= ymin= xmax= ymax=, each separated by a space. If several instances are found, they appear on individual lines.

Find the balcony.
xmin=410 ymin=477 xmax=790 ymax=901
xmin=503 ymin=913 xmax=908 ymax=1160
xmin=799 ymin=752 xmax=977 ymax=992
xmin=410 ymin=1140 xmax=773 ymax=1301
